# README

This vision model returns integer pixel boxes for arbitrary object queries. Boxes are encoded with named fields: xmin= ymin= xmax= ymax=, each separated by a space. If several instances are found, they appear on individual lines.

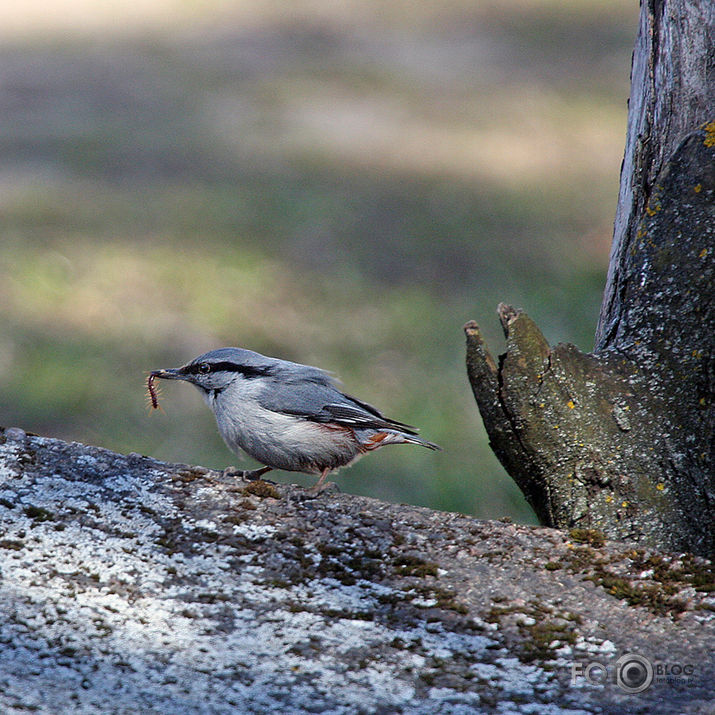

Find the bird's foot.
xmin=223 ymin=466 xmax=275 ymax=483
xmin=303 ymin=481 xmax=341 ymax=498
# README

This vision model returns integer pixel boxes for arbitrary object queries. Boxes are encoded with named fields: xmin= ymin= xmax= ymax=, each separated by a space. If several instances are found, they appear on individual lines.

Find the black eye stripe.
xmin=182 ymin=363 xmax=211 ymax=376
xmin=182 ymin=361 xmax=274 ymax=378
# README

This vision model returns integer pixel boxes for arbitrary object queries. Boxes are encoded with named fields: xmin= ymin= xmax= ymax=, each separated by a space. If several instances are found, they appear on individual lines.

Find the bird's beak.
xmin=150 ymin=368 xmax=188 ymax=381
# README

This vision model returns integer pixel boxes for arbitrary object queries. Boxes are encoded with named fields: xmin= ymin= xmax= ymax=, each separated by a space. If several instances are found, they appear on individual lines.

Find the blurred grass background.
xmin=0 ymin=0 xmax=637 ymax=522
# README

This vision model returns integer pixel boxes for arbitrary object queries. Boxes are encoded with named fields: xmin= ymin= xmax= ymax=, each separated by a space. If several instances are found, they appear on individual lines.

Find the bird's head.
xmin=150 ymin=347 xmax=276 ymax=398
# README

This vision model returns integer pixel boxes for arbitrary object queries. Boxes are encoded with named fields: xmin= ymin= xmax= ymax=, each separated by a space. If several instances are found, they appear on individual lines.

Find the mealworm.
xmin=147 ymin=373 xmax=160 ymax=409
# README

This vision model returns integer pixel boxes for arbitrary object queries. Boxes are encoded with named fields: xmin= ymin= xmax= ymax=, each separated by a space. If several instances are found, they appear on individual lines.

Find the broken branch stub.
xmin=465 ymin=126 xmax=714 ymax=557
xmin=465 ymin=310 xmax=684 ymax=550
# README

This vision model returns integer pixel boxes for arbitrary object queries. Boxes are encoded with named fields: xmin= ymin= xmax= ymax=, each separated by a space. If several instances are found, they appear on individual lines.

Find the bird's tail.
xmin=402 ymin=434 xmax=442 ymax=451
xmin=359 ymin=430 xmax=442 ymax=452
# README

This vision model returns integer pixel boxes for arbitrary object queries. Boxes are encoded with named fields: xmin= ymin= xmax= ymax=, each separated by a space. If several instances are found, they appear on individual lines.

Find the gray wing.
xmin=256 ymin=377 xmax=418 ymax=435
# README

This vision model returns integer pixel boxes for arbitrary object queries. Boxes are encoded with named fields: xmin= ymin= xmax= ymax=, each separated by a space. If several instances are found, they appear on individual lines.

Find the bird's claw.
xmin=303 ymin=481 xmax=340 ymax=498
xmin=223 ymin=466 xmax=275 ymax=483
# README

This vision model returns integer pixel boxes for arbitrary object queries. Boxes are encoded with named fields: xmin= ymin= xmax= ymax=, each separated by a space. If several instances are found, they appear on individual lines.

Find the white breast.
xmin=209 ymin=387 xmax=360 ymax=473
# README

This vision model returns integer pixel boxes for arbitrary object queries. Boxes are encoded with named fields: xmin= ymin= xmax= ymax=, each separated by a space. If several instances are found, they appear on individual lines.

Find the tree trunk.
xmin=464 ymin=0 xmax=714 ymax=557
xmin=598 ymin=0 xmax=714 ymax=347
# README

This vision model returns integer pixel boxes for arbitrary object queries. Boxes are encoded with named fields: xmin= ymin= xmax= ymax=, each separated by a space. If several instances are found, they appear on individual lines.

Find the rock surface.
xmin=0 ymin=427 xmax=712 ymax=714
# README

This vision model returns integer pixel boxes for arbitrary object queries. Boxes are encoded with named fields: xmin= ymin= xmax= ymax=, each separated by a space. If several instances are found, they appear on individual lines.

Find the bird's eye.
xmin=198 ymin=363 xmax=212 ymax=374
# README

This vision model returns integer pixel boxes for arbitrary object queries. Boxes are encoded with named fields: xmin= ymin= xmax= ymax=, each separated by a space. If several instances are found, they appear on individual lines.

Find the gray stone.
xmin=0 ymin=428 xmax=712 ymax=714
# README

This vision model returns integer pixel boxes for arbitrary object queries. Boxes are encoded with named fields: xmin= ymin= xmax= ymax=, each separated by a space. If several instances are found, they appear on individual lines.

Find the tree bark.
xmin=465 ymin=0 xmax=714 ymax=557
xmin=598 ymin=0 xmax=715 ymax=346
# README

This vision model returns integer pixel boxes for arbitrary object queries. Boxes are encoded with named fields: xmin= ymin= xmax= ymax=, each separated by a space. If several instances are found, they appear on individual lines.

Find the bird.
xmin=149 ymin=347 xmax=440 ymax=489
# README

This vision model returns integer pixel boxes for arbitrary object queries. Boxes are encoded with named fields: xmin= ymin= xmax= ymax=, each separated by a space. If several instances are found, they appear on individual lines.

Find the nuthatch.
xmin=149 ymin=347 xmax=440 ymax=488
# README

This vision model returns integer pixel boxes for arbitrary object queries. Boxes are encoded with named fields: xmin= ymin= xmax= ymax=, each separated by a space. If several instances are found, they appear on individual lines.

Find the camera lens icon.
xmin=616 ymin=653 xmax=653 ymax=693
